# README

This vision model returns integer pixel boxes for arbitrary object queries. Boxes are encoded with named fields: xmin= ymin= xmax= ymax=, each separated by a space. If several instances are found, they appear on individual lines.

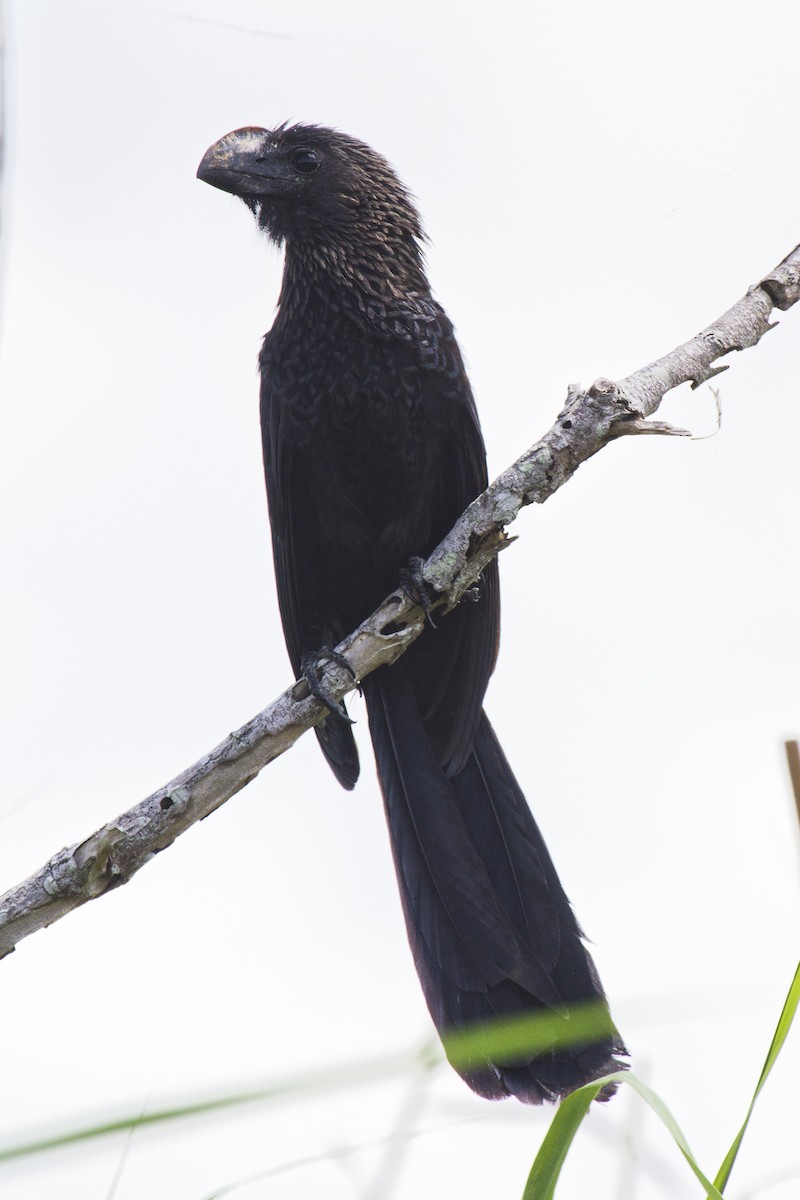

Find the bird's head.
xmin=197 ymin=123 xmax=424 ymax=254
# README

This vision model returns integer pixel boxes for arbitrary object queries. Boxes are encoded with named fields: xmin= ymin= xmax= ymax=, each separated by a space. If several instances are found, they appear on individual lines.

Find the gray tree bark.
xmin=1 ymin=242 xmax=798 ymax=961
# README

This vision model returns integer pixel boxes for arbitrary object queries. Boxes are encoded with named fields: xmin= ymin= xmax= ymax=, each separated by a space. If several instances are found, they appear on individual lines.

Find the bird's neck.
xmin=277 ymin=226 xmax=430 ymax=324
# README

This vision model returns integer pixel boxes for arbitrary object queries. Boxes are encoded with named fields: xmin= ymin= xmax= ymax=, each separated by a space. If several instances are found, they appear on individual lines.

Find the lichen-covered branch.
xmin=1 ymin=241 xmax=798 ymax=961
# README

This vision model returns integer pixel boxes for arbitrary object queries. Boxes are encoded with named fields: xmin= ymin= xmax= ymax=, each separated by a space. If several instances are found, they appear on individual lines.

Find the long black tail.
xmin=363 ymin=664 xmax=626 ymax=1103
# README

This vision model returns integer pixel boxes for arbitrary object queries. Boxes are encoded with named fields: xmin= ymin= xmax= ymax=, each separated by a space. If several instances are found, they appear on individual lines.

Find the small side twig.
xmin=784 ymin=740 xmax=800 ymax=832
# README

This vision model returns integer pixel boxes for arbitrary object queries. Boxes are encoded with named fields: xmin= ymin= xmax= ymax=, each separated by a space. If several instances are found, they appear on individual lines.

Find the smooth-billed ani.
xmin=197 ymin=124 xmax=626 ymax=1103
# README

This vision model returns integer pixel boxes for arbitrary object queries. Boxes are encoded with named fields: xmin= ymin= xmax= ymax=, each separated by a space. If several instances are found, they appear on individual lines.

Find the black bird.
xmin=198 ymin=124 xmax=626 ymax=1103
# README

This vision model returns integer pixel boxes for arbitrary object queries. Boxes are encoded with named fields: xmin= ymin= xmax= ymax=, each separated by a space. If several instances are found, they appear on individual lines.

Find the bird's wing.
xmin=388 ymin=299 xmax=500 ymax=776
xmin=260 ymin=340 xmax=360 ymax=789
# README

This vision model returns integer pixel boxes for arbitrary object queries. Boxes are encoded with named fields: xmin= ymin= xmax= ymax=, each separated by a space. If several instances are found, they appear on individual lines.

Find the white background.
xmin=1 ymin=1 xmax=798 ymax=1197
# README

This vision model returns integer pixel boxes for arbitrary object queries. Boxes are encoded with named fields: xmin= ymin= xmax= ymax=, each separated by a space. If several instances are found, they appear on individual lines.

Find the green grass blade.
xmin=714 ymin=960 xmax=800 ymax=1192
xmin=521 ymin=1081 xmax=604 ymax=1200
xmin=522 ymin=962 xmax=800 ymax=1199
xmin=522 ymin=1071 xmax=725 ymax=1200
xmin=443 ymin=1000 xmax=618 ymax=1069
xmin=622 ymin=1073 xmax=724 ymax=1200
xmin=0 ymin=1047 xmax=429 ymax=1165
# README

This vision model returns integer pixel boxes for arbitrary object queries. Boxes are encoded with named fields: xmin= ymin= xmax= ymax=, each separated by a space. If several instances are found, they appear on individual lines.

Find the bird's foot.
xmin=399 ymin=556 xmax=437 ymax=628
xmin=300 ymin=647 xmax=358 ymax=722
xmin=460 ymin=584 xmax=482 ymax=604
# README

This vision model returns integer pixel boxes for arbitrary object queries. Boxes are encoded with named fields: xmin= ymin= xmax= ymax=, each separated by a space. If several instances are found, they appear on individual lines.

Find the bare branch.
xmin=1 ymin=241 xmax=798 ymax=961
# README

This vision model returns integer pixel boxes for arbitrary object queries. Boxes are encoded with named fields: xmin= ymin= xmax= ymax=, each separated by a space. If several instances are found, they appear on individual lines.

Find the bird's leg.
xmin=300 ymin=647 xmax=358 ymax=723
xmin=399 ymin=556 xmax=437 ymax=628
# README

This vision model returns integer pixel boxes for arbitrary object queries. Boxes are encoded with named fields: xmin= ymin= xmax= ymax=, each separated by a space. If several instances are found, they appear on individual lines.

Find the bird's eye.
xmin=291 ymin=148 xmax=320 ymax=174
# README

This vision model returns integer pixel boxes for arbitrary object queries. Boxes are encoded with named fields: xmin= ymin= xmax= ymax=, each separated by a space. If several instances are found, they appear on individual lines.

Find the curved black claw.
xmin=400 ymin=556 xmax=437 ymax=628
xmin=300 ymin=647 xmax=358 ymax=722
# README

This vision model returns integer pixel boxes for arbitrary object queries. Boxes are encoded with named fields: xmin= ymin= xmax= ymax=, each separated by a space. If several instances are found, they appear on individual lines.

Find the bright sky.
xmin=1 ymin=1 xmax=799 ymax=1197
